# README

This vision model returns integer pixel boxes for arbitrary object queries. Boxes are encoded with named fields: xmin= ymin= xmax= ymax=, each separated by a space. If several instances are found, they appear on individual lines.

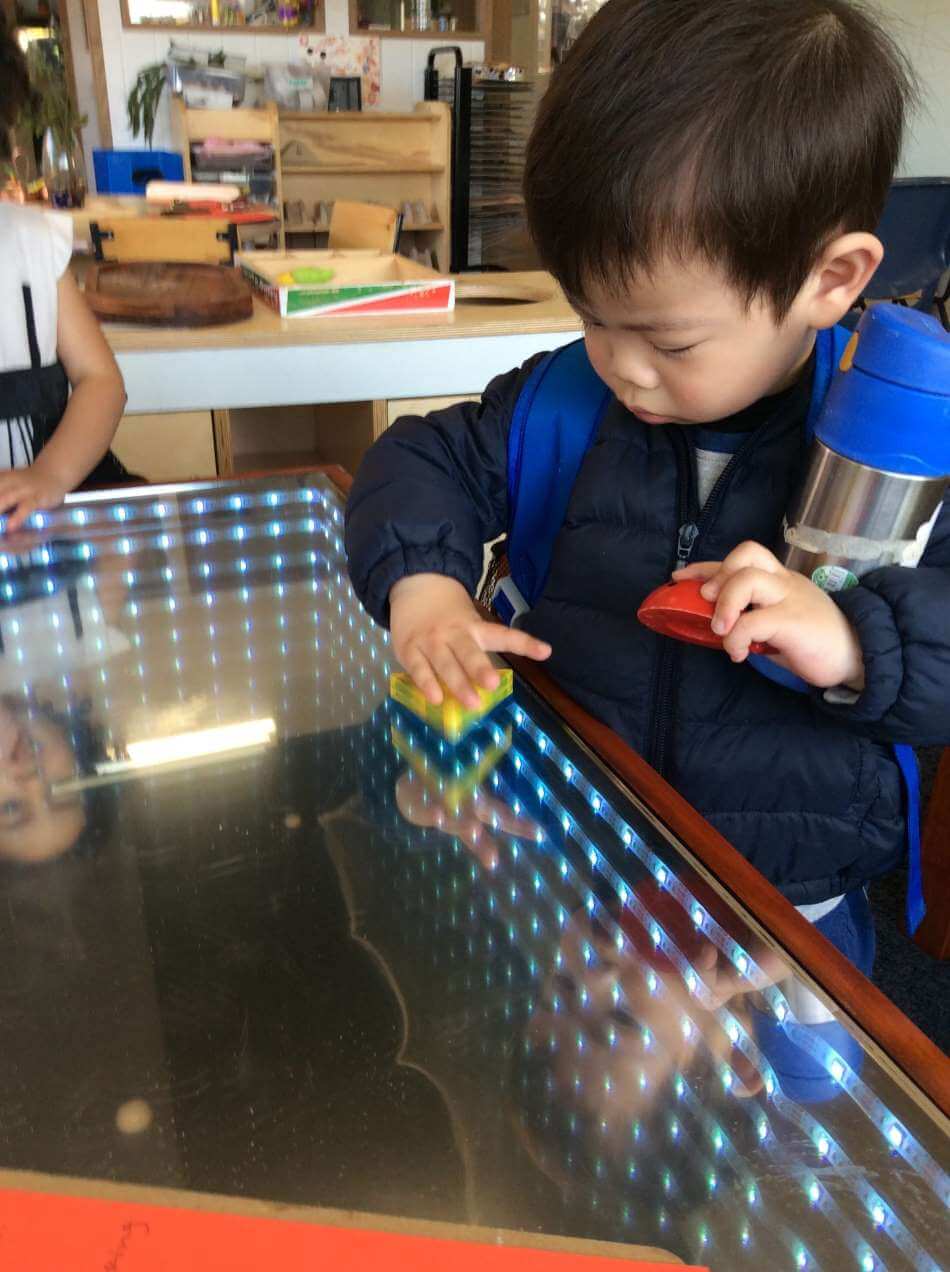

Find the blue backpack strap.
xmin=506 ymin=338 xmax=612 ymax=607
xmin=893 ymin=742 xmax=925 ymax=933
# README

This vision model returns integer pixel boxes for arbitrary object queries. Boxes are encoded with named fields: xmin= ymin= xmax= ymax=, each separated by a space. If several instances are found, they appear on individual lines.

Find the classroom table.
xmin=0 ymin=468 xmax=946 ymax=1271
xmin=97 ymin=272 xmax=583 ymax=414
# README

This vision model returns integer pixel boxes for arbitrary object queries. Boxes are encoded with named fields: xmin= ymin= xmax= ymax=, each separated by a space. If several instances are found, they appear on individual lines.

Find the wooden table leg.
xmin=914 ymin=746 xmax=950 ymax=960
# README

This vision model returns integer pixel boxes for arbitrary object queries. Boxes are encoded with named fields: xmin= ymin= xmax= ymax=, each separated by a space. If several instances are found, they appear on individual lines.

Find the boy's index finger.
xmin=672 ymin=561 xmax=721 ymax=581
xmin=475 ymin=622 xmax=552 ymax=661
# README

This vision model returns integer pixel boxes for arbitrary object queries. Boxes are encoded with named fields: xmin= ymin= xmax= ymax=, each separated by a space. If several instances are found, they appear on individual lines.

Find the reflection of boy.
xmin=0 ymin=697 xmax=112 ymax=863
xmin=347 ymin=0 xmax=950 ymax=978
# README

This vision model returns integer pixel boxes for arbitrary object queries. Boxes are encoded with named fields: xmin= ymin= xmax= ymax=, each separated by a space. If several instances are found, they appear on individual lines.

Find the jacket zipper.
xmin=646 ymin=425 xmax=770 ymax=775
xmin=646 ymin=430 xmax=694 ymax=775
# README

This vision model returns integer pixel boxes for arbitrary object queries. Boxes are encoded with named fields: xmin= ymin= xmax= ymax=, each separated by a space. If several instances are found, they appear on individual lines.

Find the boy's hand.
xmin=674 ymin=541 xmax=865 ymax=690
xmin=0 ymin=466 xmax=69 ymax=534
xmin=389 ymin=573 xmax=551 ymax=708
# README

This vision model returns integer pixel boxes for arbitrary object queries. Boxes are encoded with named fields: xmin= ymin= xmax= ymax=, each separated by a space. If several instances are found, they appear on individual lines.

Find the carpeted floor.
xmin=867 ymin=746 xmax=949 ymax=1055
xmin=869 ymin=867 xmax=950 ymax=1054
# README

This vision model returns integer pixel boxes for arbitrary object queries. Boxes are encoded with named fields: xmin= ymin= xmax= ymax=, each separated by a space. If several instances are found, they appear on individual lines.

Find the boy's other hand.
xmin=0 ymin=466 xmax=69 ymax=534
xmin=673 ymin=541 xmax=865 ymax=691
xmin=389 ymin=573 xmax=551 ymax=708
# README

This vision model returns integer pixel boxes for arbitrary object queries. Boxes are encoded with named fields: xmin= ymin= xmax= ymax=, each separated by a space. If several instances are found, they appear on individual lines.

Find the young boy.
xmin=345 ymin=0 xmax=950 ymax=969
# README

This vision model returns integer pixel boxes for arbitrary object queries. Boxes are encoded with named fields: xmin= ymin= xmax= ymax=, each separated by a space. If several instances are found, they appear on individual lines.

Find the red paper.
xmin=0 ymin=1188 xmax=706 ymax=1271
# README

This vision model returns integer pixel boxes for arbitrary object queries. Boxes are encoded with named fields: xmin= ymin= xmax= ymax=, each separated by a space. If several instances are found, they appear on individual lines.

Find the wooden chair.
xmin=914 ymin=746 xmax=950 ymax=959
xmin=90 ymin=218 xmax=239 ymax=265
xmin=328 ymin=200 xmax=402 ymax=253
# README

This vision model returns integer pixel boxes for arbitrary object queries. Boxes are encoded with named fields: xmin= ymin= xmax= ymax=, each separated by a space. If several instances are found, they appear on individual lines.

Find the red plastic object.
xmin=637 ymin=578 xmax=776 ymax=654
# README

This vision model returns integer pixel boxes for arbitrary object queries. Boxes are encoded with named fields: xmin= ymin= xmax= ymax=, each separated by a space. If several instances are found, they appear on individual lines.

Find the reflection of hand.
xmin=394 ymin=769 xmax=540 ymax=871
xmin=528 ymin=906 xmax=788 ymax=1138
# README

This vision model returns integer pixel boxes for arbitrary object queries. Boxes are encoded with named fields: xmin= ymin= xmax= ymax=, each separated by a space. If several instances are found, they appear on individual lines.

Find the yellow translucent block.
xmin=389 ymin=669 xmax=514 ymax=742
xmin=390 ymin=723 xmax=512 ymax=815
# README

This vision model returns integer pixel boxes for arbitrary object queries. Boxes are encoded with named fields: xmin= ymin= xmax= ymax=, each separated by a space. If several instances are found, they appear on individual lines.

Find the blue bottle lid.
xmin=816 ymin=305 xmax=950 ymax=478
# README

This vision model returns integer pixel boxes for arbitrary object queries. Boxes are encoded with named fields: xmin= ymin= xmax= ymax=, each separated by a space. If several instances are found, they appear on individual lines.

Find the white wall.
xmin=877 ymin=0 xmax=949 ymax=177
xmin=95 ymin=0 xmax=483 ymax=155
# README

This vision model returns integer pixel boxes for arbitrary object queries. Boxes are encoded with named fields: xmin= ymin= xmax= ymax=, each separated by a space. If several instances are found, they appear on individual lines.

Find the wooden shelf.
xmin=173 ymin=99 xmax=285 ymax=250
xmin=178 ymin=101 xmax=452 ymax=270
xmin=122 ymin=21 xmax=321 ymax=32
xmin=280 ymin=112 xmax=439 ymax=124
xmin=285 ymin=221 xmax=444 ymax=232
xmin=283 ymin=164 xmax=446 ymax=175
xmin=347 ymin=0 xmax=488 ymax=42
xmin=351 ymin=27 xmax=482 ymax=39
xmin=119 ymin=0 xmax=326 ymax=34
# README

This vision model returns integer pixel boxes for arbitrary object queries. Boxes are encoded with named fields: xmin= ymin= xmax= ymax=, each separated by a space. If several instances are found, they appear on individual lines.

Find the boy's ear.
xmin=800 ymin=232 xmax=884 ymax=329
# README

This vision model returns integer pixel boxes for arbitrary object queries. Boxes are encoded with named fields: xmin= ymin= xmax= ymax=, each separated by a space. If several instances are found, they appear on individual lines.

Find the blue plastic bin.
xmin=93 ymin=149 xmax=184 ymax=195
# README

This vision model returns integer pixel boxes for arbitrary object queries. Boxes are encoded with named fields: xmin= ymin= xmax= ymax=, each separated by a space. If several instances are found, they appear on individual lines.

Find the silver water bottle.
xmin=780 ymin=306 xmax=949 ymax=593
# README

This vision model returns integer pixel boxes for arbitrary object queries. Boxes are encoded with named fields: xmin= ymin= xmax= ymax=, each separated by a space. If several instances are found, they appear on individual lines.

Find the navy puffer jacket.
xmin=345 ymin=356 xmax=950 ymax=905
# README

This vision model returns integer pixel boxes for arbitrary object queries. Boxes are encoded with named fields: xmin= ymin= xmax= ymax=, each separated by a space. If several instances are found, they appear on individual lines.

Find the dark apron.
xmin=0 ymin=285 xmax=138 ymax=489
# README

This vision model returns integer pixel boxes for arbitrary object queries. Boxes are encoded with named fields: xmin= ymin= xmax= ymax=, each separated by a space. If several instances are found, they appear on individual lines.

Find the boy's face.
xmin=574 ymin=256 xmax=817 ymax=425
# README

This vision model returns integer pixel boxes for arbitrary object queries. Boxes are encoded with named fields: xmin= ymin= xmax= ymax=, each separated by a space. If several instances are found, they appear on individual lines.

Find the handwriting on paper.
xmin=104 ymin=1220 xmax=150 ymax=1271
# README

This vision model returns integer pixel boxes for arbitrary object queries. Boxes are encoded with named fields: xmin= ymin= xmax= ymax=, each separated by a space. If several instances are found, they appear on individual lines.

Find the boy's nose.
xmin=608 ymin=340 xmax=661 ymax=390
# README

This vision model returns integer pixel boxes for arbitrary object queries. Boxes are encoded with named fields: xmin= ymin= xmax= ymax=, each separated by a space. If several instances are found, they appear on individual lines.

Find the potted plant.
xmin=25 ymin=41 xmax=87 ymax=207
xmin=127 ymin=62 xmax=167 ymax=151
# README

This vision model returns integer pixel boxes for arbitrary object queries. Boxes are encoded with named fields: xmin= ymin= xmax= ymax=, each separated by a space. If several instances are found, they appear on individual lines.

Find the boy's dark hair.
xmin=524 ymin=0 xmax=916 ymax=318
xmin=0 ymin=14 xmax=30 ymax=135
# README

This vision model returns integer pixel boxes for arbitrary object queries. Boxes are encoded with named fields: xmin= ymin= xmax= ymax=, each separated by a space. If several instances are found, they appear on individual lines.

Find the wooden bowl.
xmin=84 ymin=262 xmax=254 ymax=327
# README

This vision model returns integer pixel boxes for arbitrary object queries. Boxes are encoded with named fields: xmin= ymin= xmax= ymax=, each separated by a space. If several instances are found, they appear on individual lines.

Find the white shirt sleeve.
xmin=0 ymin=204 xmax=73 ymax=372
xmin=41 ymin=209 xmax=74 ymax=283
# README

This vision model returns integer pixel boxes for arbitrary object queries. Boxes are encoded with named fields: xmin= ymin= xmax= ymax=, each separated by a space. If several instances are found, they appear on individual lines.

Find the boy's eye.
xmin=653 ymin=343 xmax=697 ymax=357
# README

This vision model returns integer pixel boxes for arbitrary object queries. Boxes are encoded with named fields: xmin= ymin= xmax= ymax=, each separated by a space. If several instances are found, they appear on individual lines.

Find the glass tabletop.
xmin=0 ymin=471 xmax=945 ymax=1271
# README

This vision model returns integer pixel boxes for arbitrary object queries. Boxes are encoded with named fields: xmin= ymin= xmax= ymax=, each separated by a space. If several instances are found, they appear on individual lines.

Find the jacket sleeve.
xmin=344 ymin=356 xmax=543 ymax=627
xmin=816 ymin=492 xmax=950 ymax=745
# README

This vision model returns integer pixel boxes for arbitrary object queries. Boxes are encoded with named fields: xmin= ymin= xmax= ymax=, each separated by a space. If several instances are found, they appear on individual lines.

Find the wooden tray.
xmin=83 ymin=262 xmax=254 ymax=327
xmin=238 ymin=249 xmax=453 ymax=318
xmin=455 ymin=279 xmax=553 ymax=305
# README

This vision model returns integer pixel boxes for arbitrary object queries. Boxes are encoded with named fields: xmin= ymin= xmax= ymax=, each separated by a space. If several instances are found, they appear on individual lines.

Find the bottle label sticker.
xmin=811 ymin=564 xmax=859 ymax=593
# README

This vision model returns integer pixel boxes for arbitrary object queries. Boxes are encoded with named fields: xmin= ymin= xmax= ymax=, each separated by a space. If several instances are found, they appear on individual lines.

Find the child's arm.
xmin=676 ymin=500 xmax=950 ymax=745
xmin=345 ymin=359 xmax=552 ymax=709
xmin=0 ymin=272 xmax=126 ymax=532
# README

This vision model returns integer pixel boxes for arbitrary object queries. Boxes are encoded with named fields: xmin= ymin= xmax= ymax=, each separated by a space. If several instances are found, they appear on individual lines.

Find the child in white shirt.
xmin=0 ymin=19 xmax=126 ymax=532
